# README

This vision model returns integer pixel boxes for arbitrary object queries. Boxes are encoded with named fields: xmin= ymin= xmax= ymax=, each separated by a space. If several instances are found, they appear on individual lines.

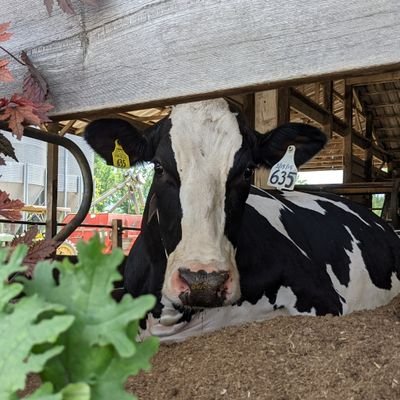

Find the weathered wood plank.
xmin=322 ymin=81 xmax=333 ymax=137
xmin=1 ymin=0 xmax=400 ymax=117
xmin=347 ymin=71 xmax=400 ymax=86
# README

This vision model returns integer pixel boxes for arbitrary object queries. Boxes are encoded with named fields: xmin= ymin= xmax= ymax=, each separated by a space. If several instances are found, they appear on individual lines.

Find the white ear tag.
xmin=267 ymin=145 xmax=298 ymax=191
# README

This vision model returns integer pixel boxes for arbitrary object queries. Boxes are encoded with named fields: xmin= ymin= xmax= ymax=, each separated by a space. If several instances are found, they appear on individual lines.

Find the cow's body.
xmin=131 ymin=185 xmax=400 ymax=341
xmin=85 ymin=98 xmax=400 ymax=342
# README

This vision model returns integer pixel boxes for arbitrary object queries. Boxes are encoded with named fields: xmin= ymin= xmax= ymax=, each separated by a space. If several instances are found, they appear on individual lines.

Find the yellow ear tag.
xmin=112 ymin=140 xmax=130 ymax=168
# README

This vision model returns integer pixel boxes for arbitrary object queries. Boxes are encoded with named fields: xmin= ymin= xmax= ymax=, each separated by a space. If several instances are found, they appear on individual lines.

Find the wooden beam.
xmin=376 ymin=127 xmax=400 ymax=132
xmin=59 ymin=120 xmax=76 ymax=136
xmin=366 ymin=102 xmax=400 ymax=109
xmin=111 ymin=219 xmax=123 ymax=249
xmin=277 ymin=88 xmax=290 ymax=126
xmin=243 ymin=94 xmax=255 ymax=130
xmin=254 ymin=89 xmax=290 ymax=188
xmin=370 ymin=114 xmax=400 ymax=119
xmin=343 ymin=84 xmax=353 ymax=182
xmin=322 ymin=81 xmax=333 ymax=137
xmin=1 ymin=0 xmax=400 ymax=117
xmin=296 ymin=181 xmax=393 ymax=195
xmin=290 ymin=88 xmax=389 ymax=162
xmin=346 ymin=71 xmax=400 ymax=86
xmin=365 ymin=113 xmax=373 ymax=181
xmin=364 ymin=89 xmax=400 ymax=97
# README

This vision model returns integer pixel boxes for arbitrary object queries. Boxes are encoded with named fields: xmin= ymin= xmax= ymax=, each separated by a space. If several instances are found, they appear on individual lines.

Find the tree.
xmin=93 ymin=155 xmax=154 ymax=214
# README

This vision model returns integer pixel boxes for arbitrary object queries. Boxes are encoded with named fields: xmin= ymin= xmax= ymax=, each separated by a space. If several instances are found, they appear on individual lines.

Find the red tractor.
xmin=58 ymin=213 xmax=142 ymax=255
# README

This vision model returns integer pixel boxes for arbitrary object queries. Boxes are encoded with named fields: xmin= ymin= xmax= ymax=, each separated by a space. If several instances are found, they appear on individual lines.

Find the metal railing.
xmin=0 ymin=123 xmax=93 ymax=244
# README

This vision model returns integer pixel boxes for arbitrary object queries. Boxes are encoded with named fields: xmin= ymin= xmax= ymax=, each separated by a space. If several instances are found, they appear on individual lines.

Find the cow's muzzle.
xmin=177 ymin=267 xmax=229 ymax=308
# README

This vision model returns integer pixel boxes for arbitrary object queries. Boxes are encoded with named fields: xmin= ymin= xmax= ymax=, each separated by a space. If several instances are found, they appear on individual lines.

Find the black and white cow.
xmin=86 ymin=99 xmax=400 ymax=341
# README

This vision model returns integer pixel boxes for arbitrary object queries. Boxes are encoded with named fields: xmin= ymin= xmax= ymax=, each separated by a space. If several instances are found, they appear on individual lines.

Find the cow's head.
xmin=85 ymin=99 xmax=326 ymax=309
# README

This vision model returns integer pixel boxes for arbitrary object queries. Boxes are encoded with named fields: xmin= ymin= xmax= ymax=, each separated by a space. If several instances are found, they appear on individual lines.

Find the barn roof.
xmin=54 ymin=72 xmax=400 ymax=175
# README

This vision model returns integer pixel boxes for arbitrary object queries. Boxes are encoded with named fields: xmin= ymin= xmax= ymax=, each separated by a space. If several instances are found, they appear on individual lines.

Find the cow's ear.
xmin=84 ymin=118 xmax=157 ymax=166
xmin=255 ymin=123 xmax=327 ymax=168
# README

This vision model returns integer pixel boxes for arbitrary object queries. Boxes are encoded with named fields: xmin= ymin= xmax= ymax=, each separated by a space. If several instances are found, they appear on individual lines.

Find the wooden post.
xmin=390 ymin=179 xmax=400 ymax=229
xmin=243 ymin=93 xmax=255 ymax=129
xmin=343 ymin=83 xmax=353 ymax=183
xmin=45 ymin=124 xmax=59 ymax=239
xmin=111 ymin=219 xmax=123 ymax=249
xmin=322 ymin=81 xmax=333 ymax=137
xmin=277 ymin=87 xmax=290 ymax=126
xmin=254 ymin=88 xmax=290 ymax=188
xmin=365 ymin=113 xmax=373 ymax=181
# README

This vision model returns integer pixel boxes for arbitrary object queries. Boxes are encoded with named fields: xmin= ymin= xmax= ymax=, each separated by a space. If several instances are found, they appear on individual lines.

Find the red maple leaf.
xmin=21 ymin=51 xmax=48 ymax=103
xmin=11 ymin=225 xmax=38 ymax=247
xmin=0 ymin=22 xmax=12 ymax=42
xmin=0 ymin=190 xmax=24 ymax=221
xmin=44 ymin=0 xmax=97 ymax=15
xmin=0 ymin=59 xmax=13 ymax=82
xmin=0 ymin=131 xmax=18 ymax=165
xmin=10 ymin=225 xmax=57 ymax=276
xmin=32 ymin=101 xmax=53 ymax=122
xmin=24 ymin=239 xmax=57 ymax=275
xmin=0 ymin=95 xmax=53 ymax=139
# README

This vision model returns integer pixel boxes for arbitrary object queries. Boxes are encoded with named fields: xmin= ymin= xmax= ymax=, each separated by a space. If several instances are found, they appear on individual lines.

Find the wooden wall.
xmin=1 ymin=0 xmax=400 ymax=118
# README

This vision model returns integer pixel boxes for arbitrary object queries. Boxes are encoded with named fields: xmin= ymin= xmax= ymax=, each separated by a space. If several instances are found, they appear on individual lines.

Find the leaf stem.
xmin=0 ymin=46 xmax=26 ymax=66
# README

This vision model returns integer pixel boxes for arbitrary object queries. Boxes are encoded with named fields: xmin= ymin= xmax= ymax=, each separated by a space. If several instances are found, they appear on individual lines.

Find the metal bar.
xmin=0 ymin=219 xmax=141 ymax=231
xmin=46 ymin=141 xmax=59 ymax=239
xmin=0 ymin=122 xmax=94 ymax=244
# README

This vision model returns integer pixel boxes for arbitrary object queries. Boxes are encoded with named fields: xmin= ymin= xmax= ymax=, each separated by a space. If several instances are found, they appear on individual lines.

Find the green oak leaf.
xmin=22 ymin=235 xmax=159 ymax=396
xmin=25 ymin=382 xmax=62 ymax=400
xmin=61 ymin=382 xmax=91 ymax=400
xmin=0 ymin=247 xmax=74 ymax=400
xmin=91 ymin=337 xmax=159 ymax=400
xmin=0 ymin=245 xmax=27 ymax=311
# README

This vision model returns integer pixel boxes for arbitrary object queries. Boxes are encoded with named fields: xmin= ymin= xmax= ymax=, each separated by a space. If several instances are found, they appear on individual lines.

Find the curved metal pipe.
xmin=0 ymin=123 xmax=93 ymax=243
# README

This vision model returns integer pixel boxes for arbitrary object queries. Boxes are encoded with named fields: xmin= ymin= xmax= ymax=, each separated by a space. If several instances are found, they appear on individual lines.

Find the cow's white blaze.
xmin=163 ymin=99 xmax=243 ymax=304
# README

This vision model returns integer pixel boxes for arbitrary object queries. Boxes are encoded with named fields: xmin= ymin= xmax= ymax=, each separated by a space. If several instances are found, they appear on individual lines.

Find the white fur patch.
xmin=139 ymin=295 xmax=289 ymax=343
xmin=326 ymin=226 xmax=400 ymax=313
xmin=246 ymin=193 xmax=309 ymax=258
xmin=281 ymin=190 xmax=371 ymax=227
xmin=163 ymin=99 xmax=243 ymax=303
xmin=139 ymin=287 xmax=318 ymax=343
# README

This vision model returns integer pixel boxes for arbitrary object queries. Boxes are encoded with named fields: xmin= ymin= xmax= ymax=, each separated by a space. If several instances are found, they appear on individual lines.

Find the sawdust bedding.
xmin=22 ymin=296 xmax=400 ymax=399
xmin=127 ymin=295 xmax=400 ymax=400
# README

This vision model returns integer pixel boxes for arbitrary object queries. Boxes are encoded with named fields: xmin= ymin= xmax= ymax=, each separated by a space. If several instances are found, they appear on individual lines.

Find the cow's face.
xmin=85 ymin=99 xmax=326 ymax=309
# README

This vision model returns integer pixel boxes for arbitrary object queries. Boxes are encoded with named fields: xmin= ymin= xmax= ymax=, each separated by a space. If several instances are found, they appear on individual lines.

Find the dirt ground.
xmin=127 ymin=296 xmax=400 ymax=400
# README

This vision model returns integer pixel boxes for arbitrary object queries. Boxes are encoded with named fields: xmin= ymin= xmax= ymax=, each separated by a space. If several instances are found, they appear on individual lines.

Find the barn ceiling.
xmin=56 ymin=71 xmax=400 ymax=176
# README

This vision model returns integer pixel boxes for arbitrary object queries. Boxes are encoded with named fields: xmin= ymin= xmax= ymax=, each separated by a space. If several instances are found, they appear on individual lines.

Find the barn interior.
xmin=43 ymin=71 xmax=400 ymax=229
xmin=2 ymin=71 xmax=400 ymax=245
xmin=1 ymin=0 xmax=400 ymax=245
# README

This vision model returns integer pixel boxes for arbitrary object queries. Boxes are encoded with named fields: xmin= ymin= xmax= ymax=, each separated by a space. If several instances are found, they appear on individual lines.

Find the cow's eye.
xmin=244 ymin=166 xmax=254 ymax=180
xmin=154 ymin=162 xmax=164 ymax=176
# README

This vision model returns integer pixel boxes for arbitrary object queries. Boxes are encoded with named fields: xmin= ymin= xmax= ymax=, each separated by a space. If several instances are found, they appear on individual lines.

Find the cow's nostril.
xmin=177 ymin=267 xmax=230 ymax=307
